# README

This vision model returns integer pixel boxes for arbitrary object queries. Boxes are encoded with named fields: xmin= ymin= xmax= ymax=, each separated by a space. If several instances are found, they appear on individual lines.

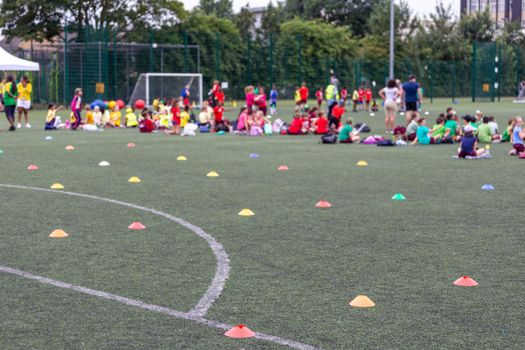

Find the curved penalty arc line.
xmin=0 ymin=183 xmax=228 ymax=318
xmin=0 ymin=184 xmax=323 ymax=350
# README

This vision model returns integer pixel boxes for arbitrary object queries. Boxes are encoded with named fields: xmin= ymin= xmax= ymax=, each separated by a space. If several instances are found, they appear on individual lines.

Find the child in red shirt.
xmin=288 ymin=112 xmax=304 ymax=135
xmin=171 ymin=100 xmax=181 ymax=135
xmin=330 ymin=101 xmax=345 ymax=130
xmin=255 ymin=87 xmax=267 ymax=115
xmin=315 ymin=88 xmax=323 ymax=108
xmin=298 ymin=82 xmax=309 ymax=107
xmin=365 ymin=88 xmax=372 ymax=112
xmin=215 ymin=88 xmax=225 ymax=105
xmin=313 ymin=111 xmax=329 ymax=134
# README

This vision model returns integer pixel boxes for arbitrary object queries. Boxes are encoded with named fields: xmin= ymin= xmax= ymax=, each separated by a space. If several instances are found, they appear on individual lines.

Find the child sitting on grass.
xmin=458 ymin=125 xmax=485 ymax=158
xmin=312 ymin=111 xmax=329 ymax=134
xmin=85 ymin=105 xmax=94 ymax=126
xmin=406 ymin=115 xmax=419 ymax=141
xmin=139 ymin=109 xmax=154 ymax=133
xmin=501 ymin=118 xmax=513 ymax=142
xmin=477 ymin=116 xmax=501 ymax=144
xmin=93 ymin=105 xmax=103 ymax=127
xmin=444 ymin=113 xmax=459 ymax=141
xmin=411 ymin=117 xmax=436 ymax=145
xmin=125 ymin=108 xmax=138 ymax=128
xmin=107 ymin=105 xmax=121 ymax=127
xmin=45 ymin=104 xmax=64 ymax=130
xmin=508 ymin=116 xmax=525 ymax=156
xmin=338 ymin=118 xmax=361 ymax=144
xmin=431 ymin=115 xmax=446 ymax=143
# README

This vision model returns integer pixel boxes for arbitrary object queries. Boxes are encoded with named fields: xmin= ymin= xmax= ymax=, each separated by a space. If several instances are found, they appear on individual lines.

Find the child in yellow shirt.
xmin=107 ymin=106 xmax=121 ymax=127
xmin=180 ymin=105 xmax=190 ymax=127
xmin=85 ymin=105 xmax=94 ymax=125
xmin=125 ymin=108 xmax=138 ymax=127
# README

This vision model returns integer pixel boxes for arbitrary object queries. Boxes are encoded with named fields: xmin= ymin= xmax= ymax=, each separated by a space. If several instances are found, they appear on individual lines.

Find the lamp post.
xmin=389 ymin=0 xmax=395 ymax=80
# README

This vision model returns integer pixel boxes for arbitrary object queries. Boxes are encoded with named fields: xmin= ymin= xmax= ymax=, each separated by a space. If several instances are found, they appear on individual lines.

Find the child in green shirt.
xmin=339 ymin=118 xmax=361 ymax=144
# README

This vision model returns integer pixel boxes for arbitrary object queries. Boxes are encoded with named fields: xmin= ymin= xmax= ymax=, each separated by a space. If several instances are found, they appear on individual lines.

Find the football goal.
xmin=128 ymin=73 xmax=203 ymax=107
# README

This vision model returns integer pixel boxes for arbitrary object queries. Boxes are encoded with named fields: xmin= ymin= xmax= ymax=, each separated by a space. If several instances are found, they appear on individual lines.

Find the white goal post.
xmin=128 ymin=73 xmax=203 ymax=108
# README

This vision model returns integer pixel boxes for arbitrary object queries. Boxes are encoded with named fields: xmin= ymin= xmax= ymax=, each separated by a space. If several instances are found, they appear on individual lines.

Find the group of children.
xmin=400 ymin=107 xmax=525 ymax=158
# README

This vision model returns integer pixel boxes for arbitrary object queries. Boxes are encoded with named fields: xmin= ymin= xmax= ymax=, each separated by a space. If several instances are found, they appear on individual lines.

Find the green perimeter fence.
xmin=4 ymin=28 xmax=525 ymax=106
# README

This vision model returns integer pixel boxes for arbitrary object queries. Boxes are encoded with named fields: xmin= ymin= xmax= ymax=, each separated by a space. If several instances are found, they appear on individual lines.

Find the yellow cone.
xmin=238 ymin=208 xmax=255 ymax=216
xmin=233 ymin=100 xmax=238 ymax=107
xmin=50 ymin=183 xmax=64 ymax=190
xmin=207 ymin=171 xmax=219 ymax=177
xmin=128 ymin=176 xmax=141 ymax=183
xmin=177 ymin=155 xmax=187 ymax=161
xmin=349 ymin=295 xmax=375 ymax=308
xmin=356 ymin=160 xmax=368 ymax=167
xmin=49 ymin=229 xmax=69 ymax=238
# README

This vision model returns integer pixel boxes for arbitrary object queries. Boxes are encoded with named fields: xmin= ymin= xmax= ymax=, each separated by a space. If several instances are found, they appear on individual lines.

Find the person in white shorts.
xmin=16 ymin=76 xmax=32 ymax=128
xmin=379 ymin=79 xmax=401 ymax=134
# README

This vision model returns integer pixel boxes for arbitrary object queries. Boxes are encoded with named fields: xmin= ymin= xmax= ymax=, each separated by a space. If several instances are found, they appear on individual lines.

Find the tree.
xmin=413 ymin=1 xmax=469 ymax=61
xmin=0 ymin=0 xmax=187 ymax=42
xmin=499 ymin=21 xmax=525 ymax=46
xmin=197 ymin=0 xmax=234 ymax=19
xmin=234 ymin=6 xmax=255 ymax=35
xmin=457 ymin=7 xmax=494 ymax=43
xmin=277 ymin=19 xmax=357 ymax=87
xmin=259 ymin=2 xmax=285 ymax=38
xmin=0 ymin=0 xmax=68 ymax=41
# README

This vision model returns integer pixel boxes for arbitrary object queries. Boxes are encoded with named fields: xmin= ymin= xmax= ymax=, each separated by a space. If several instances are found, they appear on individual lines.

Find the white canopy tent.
xmin=0 ymin=46 xmax=39 ymax=71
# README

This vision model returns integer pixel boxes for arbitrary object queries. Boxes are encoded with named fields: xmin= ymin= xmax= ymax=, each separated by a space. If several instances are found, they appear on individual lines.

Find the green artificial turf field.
xmin=0 ymin=98 xmax=523 ymax=349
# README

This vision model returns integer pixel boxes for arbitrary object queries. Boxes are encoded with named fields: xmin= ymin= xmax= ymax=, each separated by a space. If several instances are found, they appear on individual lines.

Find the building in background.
xmin=460 ymin=0 xmax=525 ymax=28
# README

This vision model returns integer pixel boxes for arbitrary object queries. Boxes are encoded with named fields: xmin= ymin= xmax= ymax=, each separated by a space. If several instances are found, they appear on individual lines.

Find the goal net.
xmin=128 ymin=73 xmax=203 ymax=107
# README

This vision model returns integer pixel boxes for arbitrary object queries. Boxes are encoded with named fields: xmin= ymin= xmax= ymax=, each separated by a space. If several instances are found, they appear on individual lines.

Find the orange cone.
xmin=315 ymin=200 xmax=332 ymax=209
xmin=453 ymin=276 xmax=478 ymax=287
xmin=127 ymin=143 xmax=136 ymax=148
xmin=278 ymin=165 xmax=289 ymax=171
xmin=349 ymin=295 xmax=375 ymax=307
xmin=224 ymin=324 xmax=255 ymax=338
xmin=65 ymin=145 xmax=75 ymax=150
xmin=49 ymin=229 xmax=69 ymax=238
xmin=128 ymin=222 xmax=146 ymax=230
xmin=27 ymin=164 xmax=39 ymax=171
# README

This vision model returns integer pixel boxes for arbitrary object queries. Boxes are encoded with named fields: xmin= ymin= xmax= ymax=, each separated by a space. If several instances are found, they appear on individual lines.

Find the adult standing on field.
xmin=16 ymin=76 xmax=32 ymax=128
xmin=4 ymin=75 xmax=18 ymax=131
xmin=379 ymin=79 xmax=401 ymax=134
xmin=402 ymin=75 xmax=422 ymax=124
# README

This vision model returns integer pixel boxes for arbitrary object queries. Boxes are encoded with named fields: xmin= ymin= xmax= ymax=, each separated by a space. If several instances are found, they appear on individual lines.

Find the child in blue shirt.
xmin=411 ymin=118 xmax=436 ymax=145
xmin=270 ymin=85 xmax=278 ymax=116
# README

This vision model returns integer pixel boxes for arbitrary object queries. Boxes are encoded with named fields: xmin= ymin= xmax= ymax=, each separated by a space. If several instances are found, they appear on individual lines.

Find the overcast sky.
xmin=183 ymin=0 xmax=459 ymax=17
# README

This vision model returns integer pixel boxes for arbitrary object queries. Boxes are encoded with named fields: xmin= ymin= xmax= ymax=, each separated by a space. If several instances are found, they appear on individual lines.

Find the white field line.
xmin=0 ymin=184 xmax=322 ymax=350
xmin=0 ymin=183 xmax=228 ymax=318
xmin=0 ymin=265 xmax=321 ymax=350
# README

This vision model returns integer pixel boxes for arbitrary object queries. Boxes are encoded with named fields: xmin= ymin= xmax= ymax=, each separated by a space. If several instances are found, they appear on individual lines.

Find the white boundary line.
xmin=0 ymin=183 xmax=228 ymax=318
xmin=0 ymin=184 xmax=322 ymax=350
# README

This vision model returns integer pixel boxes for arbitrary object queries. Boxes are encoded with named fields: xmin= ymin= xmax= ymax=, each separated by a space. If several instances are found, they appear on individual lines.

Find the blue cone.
xmin=481 ymin=184 xmax=495 ymax=190
xmin=249 ymin=153 xmax=259 ymax=158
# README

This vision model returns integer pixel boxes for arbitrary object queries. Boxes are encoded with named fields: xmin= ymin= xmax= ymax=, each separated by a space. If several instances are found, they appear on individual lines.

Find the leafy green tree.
xmin=234 ymin=6 xmax=255 ymax=35
xmin=457 ymin=7 xmax=494 ymax=42
xmin=499 ymin=21 xmax=525 ymax=46
xmin=0 ymin=0 xmax=187 ymax=42
xmin=277 ymin=19 xmax=357 ymax=88
xmin=197 ymin=0 xmax=234 ymax=19
xmin=0 ymin=0 xmax=68 ymax=41
xmin=413 ymin=1 xmax=469 ymax=61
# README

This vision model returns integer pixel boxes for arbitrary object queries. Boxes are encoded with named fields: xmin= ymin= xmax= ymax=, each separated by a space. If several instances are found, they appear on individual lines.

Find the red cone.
xmin=224 ymin=324 xmax=255 ymax=338
xmin=27 ymin=164 xmax=39 ymax=171
xmin=453 ymin=276 xmax=478 ymax=287
xmin=128 ymin=222 xmax=146 ymax=230
xmin=278 ymin=165 xmax=289 ymax=171
xmin=315 ymin=200 xmax=332 ymax=208
xmin=127 ymin=143 xmax=136 ymax=148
